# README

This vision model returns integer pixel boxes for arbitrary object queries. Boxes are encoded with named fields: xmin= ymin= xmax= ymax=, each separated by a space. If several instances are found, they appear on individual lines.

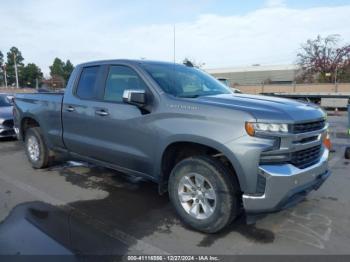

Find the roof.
xmin=76 ymin=59 xmax=182 ymax=68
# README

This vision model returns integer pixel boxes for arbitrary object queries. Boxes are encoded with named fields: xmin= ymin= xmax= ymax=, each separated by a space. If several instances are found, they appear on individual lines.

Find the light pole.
xmin=14 ymin=53 xmax=19 ymax=89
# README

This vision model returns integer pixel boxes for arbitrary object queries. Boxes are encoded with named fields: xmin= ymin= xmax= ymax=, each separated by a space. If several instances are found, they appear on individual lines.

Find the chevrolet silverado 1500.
xmin=14 ymin=60 xmax=330 ymax=233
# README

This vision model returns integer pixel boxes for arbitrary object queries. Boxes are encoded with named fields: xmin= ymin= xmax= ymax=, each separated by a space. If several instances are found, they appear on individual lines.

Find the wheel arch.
xmin=20 ymin=115 xmax=41 ymax=140
xmin=158 ymin=137 xmax=246 ymax=194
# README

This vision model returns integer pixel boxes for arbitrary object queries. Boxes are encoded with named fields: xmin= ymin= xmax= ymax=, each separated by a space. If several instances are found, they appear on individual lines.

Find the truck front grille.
xmin=291 ymin=120 xmax=325 ymax=134
xmin=0 ymin=129 xmax=15 ymax=137
xmin=290 ymin=145 xmax=322 ymax=169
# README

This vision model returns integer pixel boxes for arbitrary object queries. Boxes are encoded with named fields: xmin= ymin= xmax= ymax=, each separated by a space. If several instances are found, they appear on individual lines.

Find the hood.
xmin=0 ymin=106 xmax=13 ymax=121
xmin=197 ymin=94 xmax=325 ymax=123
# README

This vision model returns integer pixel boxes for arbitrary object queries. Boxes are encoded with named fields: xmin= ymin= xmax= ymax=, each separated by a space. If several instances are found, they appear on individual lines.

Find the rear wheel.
xmin=25 ymin=127 xmax=51 ymax=169
xmin=168 ymin=155 xmax=240 ymax=233
xmin=345 ymin=147 xmax=350 ymax=160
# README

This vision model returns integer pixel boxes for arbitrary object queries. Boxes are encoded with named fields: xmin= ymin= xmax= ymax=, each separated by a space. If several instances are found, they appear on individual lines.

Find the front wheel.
xmin=168 ymin=156 xmax=240 ymax=233
xmin=25 ymin=127 xmax=51 ymax=169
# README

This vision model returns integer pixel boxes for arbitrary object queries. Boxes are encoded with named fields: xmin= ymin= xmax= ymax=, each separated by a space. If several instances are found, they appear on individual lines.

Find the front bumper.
xmin=243 ymin=148 xmax=330 ymax=213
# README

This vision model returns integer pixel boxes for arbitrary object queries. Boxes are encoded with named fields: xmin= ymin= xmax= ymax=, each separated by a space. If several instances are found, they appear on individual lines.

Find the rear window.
xmin=76 ymin=66 xmax=99 ymax=99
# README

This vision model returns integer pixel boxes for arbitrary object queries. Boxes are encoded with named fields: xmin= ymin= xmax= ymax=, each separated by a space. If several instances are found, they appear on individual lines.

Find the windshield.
xmin=0 ymin=95 xmax=12 ymax=107
xmin=142 ymin=63 xmax=232 ymax=98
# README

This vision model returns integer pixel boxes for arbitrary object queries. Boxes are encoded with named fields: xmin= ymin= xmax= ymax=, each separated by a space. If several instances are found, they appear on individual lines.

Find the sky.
xmin=1 ymin=0 xmax=350 ymax=75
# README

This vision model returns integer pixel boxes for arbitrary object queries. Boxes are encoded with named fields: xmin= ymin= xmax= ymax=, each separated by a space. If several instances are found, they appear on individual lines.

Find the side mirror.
xmin=122 ymin=90 xmax=146 ymax=107
xmin=7 ymin=96 xmax=15 ymax=105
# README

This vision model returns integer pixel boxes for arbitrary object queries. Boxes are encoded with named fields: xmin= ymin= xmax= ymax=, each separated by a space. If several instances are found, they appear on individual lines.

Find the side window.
xmin=76 ymin=66 xmax=99 ymax=100
xmin=104 ymin=66 xmax=147 ymax=102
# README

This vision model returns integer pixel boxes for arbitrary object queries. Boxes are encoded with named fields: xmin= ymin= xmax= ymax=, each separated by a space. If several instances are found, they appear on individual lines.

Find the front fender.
xmin=156 ymin=134 xmax=275 ymax=194
xmin=156 ymin=134 xmax=249 ymax=192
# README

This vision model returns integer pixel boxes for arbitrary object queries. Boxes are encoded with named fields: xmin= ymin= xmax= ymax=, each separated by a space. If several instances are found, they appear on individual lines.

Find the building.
xmin=205 ymin=64 xmax=298 ymax=86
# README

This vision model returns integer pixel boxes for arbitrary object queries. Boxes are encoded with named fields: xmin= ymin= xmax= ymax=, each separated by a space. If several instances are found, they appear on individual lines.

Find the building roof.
xmin=205 ymin=64 xmax=299 ymax=85
xmin=205 ymin=64 xmax=298 ymax=74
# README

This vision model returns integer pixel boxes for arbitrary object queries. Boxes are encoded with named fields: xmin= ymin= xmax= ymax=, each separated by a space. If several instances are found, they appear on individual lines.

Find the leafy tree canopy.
xmin=0 ymin=51 xmax=3 ymax=68
xmin=49 ymin=58 xmax=74 ymax=86
xmin=21 ymin=63 xmax=43 ymax=88
xmin=63 ymin=59 xmax=74 ymax=82
xmin=49 ymin=57 xmax=65 ymax=78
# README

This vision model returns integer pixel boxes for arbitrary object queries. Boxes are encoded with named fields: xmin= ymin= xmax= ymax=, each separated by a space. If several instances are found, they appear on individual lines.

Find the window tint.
xmin=76 ymin=66 xmax=99 ymax=99
xmin=104 ymin=66 xmax=147 ymax=102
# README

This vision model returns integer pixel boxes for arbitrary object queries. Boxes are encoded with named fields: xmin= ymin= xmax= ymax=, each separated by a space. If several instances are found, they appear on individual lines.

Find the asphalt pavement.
xmin=0 ymin=115 xmax=349 ymax=256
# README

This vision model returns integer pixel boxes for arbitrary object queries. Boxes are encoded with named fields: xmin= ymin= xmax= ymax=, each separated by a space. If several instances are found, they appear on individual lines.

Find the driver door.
xmin=88 ymin=65 xmax=157 ymax=175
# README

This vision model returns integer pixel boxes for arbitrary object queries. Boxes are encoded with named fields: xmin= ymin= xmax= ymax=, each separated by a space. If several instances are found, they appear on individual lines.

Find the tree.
xmin=0 ymin=51 xmax=3 ymax=86
xmin=0 ymin=51 xmax=3 ymax=69
xmin=6 ymin=47 xmax=24 ymax=86
xmin=63 ymin=60 xmax=74 ymax=82
xmin=297 ymin=35 xmax=350 ymax=83
xmin=21 ymin=63 xmax=43 ymax=88
xmin=338 ymin=63 xmax=350 ymax=82
xmin=49 ymin=58 xmax=74 ymax=88
xmin=49 ymin=57 xmax=65 ymax=77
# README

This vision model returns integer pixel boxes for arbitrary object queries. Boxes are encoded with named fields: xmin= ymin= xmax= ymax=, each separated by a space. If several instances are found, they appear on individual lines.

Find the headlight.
xmin=245 ymin=122 xmax=289 ymax=136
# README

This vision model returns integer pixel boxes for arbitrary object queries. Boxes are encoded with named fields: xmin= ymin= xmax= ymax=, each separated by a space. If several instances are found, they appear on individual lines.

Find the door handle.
xmin=95 ymin=109 xmax=109 ymax=116
xmin=66 ymin=105 xmax=75 ymax=112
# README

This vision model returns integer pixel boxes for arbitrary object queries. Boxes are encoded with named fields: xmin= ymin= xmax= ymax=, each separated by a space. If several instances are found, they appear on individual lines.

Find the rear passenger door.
xmin=62 ymin=65 xmax=107 ymax=157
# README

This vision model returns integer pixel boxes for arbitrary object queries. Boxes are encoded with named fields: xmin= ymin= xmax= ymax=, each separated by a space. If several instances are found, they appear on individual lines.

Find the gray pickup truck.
xmin=14 ymin=60 xmax=330 ymax=233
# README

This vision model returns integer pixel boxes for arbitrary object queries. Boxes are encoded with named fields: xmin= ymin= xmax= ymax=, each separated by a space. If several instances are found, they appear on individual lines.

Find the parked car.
xmin=14 ymin=60 xmax=330 ymax=233
xmin=0 ymin=94 xmax=16 ymax=139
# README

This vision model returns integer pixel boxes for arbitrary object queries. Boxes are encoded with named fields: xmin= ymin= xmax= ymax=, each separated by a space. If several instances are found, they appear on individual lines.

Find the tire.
xmin=168 ymin=155 xmax=240 ymax=233
xmin=345 ymin=147 xmax=350 ymax=160
xmin=24 ymin=127 xmax=51 ymax=169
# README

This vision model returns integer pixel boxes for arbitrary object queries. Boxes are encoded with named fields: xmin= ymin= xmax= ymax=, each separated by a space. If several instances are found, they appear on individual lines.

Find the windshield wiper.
xmin=177 ymin=94 xmax=201 ymax=98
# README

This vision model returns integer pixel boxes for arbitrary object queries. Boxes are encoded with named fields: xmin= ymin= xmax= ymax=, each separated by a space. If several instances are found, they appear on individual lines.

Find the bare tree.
xmin=297 ymin=35 xmax=350 ymax=83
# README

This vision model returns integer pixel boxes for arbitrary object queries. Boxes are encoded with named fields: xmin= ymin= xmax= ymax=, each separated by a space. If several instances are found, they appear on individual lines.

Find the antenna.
xmin=173 ymin=24 xmax=176 ymax=64
xmin=172 ymin=24 xmax=176 ymax=92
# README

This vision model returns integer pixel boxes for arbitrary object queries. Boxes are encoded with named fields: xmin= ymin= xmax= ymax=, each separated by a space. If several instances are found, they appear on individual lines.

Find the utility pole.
xmin=14 ymin=53 xmax=19 ymax=89
xmin=334 ymin=66 xmax=338 ymax=93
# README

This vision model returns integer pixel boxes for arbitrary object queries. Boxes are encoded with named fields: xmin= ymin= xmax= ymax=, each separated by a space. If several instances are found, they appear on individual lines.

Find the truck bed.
xmin=14 ymin=92 xmax=65 ymax=149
